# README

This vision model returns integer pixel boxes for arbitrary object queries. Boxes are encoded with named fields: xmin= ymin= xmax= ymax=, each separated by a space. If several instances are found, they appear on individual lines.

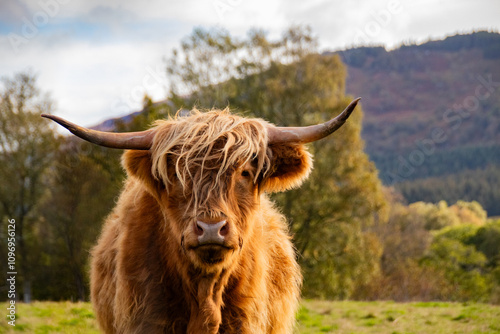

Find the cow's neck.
xmin=181 ymin=265 xmax=232 ymax=334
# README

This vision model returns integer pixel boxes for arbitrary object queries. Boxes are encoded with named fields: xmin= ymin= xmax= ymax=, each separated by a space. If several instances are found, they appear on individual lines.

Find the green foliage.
xmin=356 ymin=197 xmax=441 ymax=301
xmin=0 ymin=72 xmax=126 ymax=302
xmin=115 ymin=94 xmax=175 ymax=132
xmin=453 ymin=200 xmax=488 ymax=224
xmin=167 ymin=25 xmax=319 ymax=107
xmin=335 ymin=46 xmax=386 ymax=68
xmin=470 ymin=220 xmax=500 ymax=266
xmin=392 ymin=199 xmax=487 ymax=232
xmin=358 ymin=198 xmax=500 ymax=303
xmin=375 ymin=145 xmax=500 ymax=183
xmin=34 ymin=143 xmax=123 ymax=301
xmin=408 ymin=201 xmax=460 ymax=230
xmin=0 ymin=71 xmax=59 ymax=302
xmin=422 ymin=210 xmax=499 ymax=303
xmin=423 ymin=237 xmax=490 ymax=302
xmin=398 ymin=165 xmax=500 ymax=216
xmin=166 ymin=26 xmax=387 ymax=299
xmin=22 ymin=96 xmax=171 ymax=302
xmin=433 ymin=225 xmax=479 ymax=245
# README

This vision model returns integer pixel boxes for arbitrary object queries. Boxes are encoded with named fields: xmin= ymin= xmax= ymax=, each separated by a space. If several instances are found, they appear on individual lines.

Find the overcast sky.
xmin=1 ymin=0 xmax=499 ymax=126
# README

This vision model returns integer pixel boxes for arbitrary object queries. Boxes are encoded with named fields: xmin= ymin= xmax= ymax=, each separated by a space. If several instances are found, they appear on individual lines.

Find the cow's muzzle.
xmin=195 ymin=220 xmax=229 ymax=246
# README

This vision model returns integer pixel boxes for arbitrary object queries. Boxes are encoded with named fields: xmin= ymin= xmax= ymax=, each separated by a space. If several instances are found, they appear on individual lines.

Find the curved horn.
xmin=268 ymin=97 xmax=361 ymax=144
xmin=41 ymin=114 xmax=154 ymax=150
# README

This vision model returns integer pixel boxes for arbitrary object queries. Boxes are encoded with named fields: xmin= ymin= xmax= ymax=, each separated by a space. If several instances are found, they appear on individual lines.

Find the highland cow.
xmin=42 ymin=98 xmax=360 ymax=334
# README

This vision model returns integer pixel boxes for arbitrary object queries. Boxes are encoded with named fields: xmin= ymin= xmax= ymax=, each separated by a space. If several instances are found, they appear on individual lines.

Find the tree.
xmin=0 ymin=71 xmax=59 ymax=302
xmin=166 ymin=26 xmax=387 ymax=298
xmin=470 ymin=220 xmax=500 ymax=267
xmin=422 ymin=236 xmax=490 ymax=301
xmin=355 ymin=197 xmax=497 ymax=302
xmin=36 ymin=142 xmax=122 ymax=301
xmin=115 ymin=94 xmax=175 ymax=132
xmin=354 ymin=191 xmax=442 ymax=301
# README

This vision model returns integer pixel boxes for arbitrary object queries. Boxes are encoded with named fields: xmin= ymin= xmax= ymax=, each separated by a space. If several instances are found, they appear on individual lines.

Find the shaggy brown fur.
xmin=90 ymin=109 xmax=312 ymax=333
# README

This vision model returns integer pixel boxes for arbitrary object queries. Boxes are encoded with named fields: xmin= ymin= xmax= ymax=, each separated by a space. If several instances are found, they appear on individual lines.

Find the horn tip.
xmin=41 ymin=114 xmax=59 ymax=122
xmin=344 ymin=97 xmax=362 ymax=115
xmin=351 ymin=97 xmax=362 ymax=106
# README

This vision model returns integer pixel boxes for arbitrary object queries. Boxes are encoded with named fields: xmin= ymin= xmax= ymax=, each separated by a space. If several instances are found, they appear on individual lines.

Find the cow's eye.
xmin=241 ymin=170 xmax=251 ymax=178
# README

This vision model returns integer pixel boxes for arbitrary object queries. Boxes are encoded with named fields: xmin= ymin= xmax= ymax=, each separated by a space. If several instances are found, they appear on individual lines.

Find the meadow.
xmin=1 ymin=300 xmax=500 ymax=334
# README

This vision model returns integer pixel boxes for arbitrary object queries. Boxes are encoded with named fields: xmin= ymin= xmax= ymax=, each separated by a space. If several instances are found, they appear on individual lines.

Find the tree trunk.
xmin=23 ymin=280 xmax=31 ymax=303
xmin=74 ymin=268 xmax=86 ymax=301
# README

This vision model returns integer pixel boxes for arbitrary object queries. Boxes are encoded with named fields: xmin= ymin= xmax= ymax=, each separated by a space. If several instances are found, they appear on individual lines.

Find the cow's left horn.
xmin=41 ymin=114 xmax=154 ymax=150
xmin=267 ymin=97 xmax=361 ymax=144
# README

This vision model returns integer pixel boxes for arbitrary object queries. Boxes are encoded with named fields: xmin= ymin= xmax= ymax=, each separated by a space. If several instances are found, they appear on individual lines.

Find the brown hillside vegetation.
xmin=333 ymin=31 xmax=500 ymax=215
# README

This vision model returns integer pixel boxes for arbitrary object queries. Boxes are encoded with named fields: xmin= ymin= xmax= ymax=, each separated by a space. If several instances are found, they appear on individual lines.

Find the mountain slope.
xmin=332 ymin=31 xmax=500 ymax=214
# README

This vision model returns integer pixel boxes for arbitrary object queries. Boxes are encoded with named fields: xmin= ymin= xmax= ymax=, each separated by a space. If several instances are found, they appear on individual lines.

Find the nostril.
xmin=219 ymin=222 xmax=229 ymax=237
xmin=195 ymin=220 xmax=228 ymax=245
xmin=194 ymin=222 xmax=204 ymax=236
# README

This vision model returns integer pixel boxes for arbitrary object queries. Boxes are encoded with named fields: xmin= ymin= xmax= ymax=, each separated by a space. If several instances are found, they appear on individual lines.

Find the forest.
xmin=1 ymin=26 xmax=499 ymax=305
xmin=335 ymin=31 xmax=500 ymax=215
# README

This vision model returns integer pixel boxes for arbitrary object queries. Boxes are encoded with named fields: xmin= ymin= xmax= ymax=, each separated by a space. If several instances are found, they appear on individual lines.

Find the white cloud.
xmin=41 ymin=40 xmax=172 ymax=126
xmin=1 ymin=33 xmax=173 ymax=126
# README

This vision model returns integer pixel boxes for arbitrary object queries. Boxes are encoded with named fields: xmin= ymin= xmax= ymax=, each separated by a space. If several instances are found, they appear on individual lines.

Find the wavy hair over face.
xmin=150 ymin=108 xmax=272 ymax=213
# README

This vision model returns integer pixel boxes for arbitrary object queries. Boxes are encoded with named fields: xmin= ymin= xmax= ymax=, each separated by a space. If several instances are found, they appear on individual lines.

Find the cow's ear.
xmin=261 ymin=143 xmax=313 ymax=193
xmin=122 ymin=150 xmax=163 ymax=197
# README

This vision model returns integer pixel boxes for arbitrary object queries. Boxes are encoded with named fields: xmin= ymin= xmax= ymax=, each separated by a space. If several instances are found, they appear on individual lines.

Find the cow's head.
xmin=42 ymin=98 xmax=360 ymax=271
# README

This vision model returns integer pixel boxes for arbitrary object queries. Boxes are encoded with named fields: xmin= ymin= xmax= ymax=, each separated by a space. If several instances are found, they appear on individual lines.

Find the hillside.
xmin=332 ymin=31 xmax=500 ymax=215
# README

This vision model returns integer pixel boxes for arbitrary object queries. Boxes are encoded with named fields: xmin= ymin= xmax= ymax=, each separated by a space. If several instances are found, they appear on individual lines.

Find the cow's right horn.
xmin=267 ymin=98 xmax=361 ymax=144
xmin=41 ymin=114 xmax=154 ymax=150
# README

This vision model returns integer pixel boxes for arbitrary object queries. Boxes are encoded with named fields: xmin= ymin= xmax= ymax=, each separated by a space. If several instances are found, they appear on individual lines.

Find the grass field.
xmin=1 ymin=300 xmax=500 ymax=333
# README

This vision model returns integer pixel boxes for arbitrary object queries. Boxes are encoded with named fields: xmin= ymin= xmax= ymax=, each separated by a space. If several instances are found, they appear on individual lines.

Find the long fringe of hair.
xmin=150 ymin=108 xmax=271 ymax=214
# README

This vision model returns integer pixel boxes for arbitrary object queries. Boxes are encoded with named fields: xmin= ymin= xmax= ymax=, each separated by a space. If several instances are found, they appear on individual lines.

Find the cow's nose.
xmin=195 ymin=220 xmax=228 ymax=245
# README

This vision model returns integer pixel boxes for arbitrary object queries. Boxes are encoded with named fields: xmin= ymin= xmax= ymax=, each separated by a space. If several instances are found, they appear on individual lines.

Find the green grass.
xmin=1 ymin=300 xmax=500 ymax=333
xmin=296 ymin=300 xmax=500 ymax=334
xmin=0 ymin=302 xmax=99 ymax=334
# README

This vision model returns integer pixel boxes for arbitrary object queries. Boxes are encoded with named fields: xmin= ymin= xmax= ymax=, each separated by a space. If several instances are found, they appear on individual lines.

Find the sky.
xmin=0 ymin=0 xmax=499 ymax=127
